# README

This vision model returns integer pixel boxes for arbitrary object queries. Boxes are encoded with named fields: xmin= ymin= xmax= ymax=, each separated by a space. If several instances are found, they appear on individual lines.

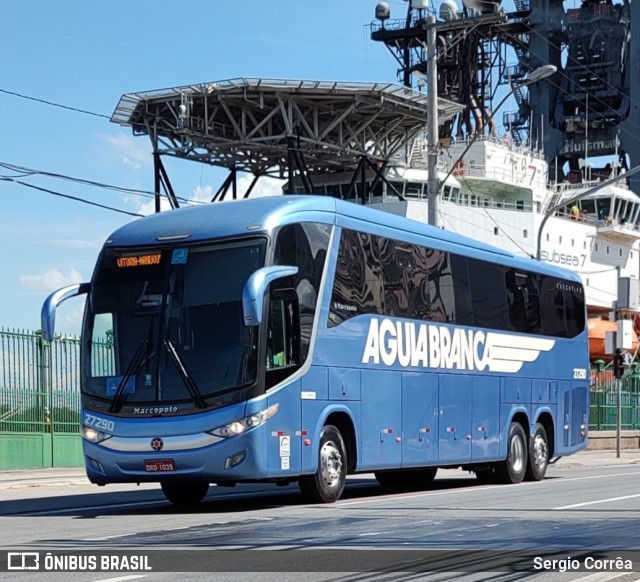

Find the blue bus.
xmin=42 ymin=195 xmax=589 ymax=504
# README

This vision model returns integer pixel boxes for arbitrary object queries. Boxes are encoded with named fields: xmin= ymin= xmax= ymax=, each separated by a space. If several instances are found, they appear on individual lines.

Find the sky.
xmin=0 ymin=0 xmax=400 ymax=336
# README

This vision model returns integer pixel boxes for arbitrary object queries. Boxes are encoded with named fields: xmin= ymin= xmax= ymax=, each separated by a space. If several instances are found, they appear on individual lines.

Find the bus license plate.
xmin=144 ymin=459 xmax=175 ymax=472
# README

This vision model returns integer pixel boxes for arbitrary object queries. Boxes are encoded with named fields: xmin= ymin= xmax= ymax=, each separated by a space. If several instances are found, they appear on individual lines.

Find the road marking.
xmin=554 ymin=492 xmax=640 ymax=510
xmin=568 ymin=574 xmax=637 ymax=582
xmin=333 ymin=469 xmax=640 ymax=507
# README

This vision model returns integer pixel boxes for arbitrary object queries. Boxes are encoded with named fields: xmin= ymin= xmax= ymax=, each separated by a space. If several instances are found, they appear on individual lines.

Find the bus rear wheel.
xmin=375 ymin=468 xmax=438 ymax=491
xmin=161 ymin=481 xmax=209 ymax=505
xmin=495 ymin=422 xmax=528 ymax=484
xmin=525 ymin=423 xmax=549 ymax=481
xmin=299 ymin=425 xmax=346 ymax=503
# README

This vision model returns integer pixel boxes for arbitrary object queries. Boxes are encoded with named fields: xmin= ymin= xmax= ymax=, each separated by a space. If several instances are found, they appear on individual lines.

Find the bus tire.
xmin=161 ymin=481 xmax=209 ymax=505
xmin=375 ymin=468 xmax=437 ymax=491
xmin=299 ymin=425 xmax=346 ymax=503
xmin=525 ymin=423 xmax=549 ymax=481
xmin=495 ymin=422 xmax=528 ymax=484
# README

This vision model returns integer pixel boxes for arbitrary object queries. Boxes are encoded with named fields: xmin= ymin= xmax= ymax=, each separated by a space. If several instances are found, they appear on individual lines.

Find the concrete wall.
xmin=587 ymin=430 xmax=640 ymax=450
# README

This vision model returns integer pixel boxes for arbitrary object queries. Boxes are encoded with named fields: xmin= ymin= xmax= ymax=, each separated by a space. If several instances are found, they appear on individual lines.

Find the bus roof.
xmin=105 ymin=195 xmax=581 ymax=283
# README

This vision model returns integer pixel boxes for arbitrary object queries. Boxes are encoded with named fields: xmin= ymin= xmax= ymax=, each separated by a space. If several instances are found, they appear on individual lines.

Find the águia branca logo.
xmin=362 ymin=318 xmax=555 ymax=373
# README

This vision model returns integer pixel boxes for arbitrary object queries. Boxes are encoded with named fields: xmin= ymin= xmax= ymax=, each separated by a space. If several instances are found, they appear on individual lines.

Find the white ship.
xmin=287 ymin=134 xmax=640 ymax=319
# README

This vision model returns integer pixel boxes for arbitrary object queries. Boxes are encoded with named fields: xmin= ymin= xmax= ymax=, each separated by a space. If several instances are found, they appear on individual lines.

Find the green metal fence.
xmin=589 ymin=367 xmax=640 ymax=430
xmin=0 ymin=328 xmax=83 ymax=469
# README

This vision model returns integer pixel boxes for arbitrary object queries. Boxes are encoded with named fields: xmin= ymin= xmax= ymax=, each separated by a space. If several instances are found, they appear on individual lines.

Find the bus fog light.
xmin=87 ymin=457 xmax=105 ymax=473
xmin=224 ymin=452 xmax=247 ymax=469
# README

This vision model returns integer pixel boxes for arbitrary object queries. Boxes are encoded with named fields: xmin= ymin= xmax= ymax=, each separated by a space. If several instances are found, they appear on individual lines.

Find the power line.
xmin=0 ymin=177 xmax=143 ymax=218
xmin=0 ymin=88 xmax=110 ymax=119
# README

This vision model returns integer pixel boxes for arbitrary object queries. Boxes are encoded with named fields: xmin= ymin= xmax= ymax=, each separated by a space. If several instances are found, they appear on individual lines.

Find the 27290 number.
xmin=84 ymin=413 xmax=115 ymax=432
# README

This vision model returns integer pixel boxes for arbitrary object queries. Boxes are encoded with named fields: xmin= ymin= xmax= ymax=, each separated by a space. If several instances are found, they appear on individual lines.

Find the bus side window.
xmin=266 ymin=290 xmax=301 ymax=387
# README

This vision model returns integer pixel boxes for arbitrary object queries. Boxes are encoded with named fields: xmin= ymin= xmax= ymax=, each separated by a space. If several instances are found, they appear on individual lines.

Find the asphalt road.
xmin=1 ymin=462 xmax=640 ymax=581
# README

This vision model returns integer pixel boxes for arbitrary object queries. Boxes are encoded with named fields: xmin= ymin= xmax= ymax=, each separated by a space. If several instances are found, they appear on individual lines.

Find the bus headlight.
xmin=82 ymin=426 xmax=112 ymax=444
xmin=208 ymin=403 xmax=279 ymax=438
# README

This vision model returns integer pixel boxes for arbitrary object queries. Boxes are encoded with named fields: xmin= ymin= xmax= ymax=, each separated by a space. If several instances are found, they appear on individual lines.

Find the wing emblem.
xmin=485 ymin=333 xmax=555 ymax=373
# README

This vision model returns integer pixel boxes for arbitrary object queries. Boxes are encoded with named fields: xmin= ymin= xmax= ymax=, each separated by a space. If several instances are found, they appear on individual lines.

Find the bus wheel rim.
xmin=511 ymin=435 xmax=525 ymax=473
xmin=532 ymin=434 xmax=548 ymax=469
xmin=320 ymin=440 xmax=342 ymax=488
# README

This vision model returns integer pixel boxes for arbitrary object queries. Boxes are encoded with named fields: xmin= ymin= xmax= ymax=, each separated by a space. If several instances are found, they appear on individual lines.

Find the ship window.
xmin=571 ymin=239 xmax=574 ymax=247
xmin=581 ymin=200 xmax=595 ymax=214
xmin=494 ymin=227 xmax=499 ymax=235
xmin=523 ymin=230 xmax=528 ymax=238
xmin=559 ymin=236 xmax=563 ymax=244
xmin=620 ymin=249 xmax=623 ymax=257
xmin=546 ymin=234 xmax=549 ymax=242
xmin=595 ymin=244 xmax=599 ymax=251
xmin=607 ymin=246 xmax=610 ymax=254
xmin=443 ymin=185 xmax=451 ymax=200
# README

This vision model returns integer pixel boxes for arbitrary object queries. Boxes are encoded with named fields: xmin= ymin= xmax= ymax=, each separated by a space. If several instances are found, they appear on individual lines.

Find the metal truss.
xmin=111 ymin=78 xmax=461 ymax=206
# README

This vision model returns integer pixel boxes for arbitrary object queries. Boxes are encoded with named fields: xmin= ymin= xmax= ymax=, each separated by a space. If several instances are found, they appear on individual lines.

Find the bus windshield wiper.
xmin=163 ymin=338 xmax=208 ymax=409
xmin=108 ymin=339 xmax=154 ymax=413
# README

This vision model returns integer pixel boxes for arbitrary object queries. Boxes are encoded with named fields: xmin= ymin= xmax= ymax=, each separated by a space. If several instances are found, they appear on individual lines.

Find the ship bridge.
xmin=111 ymin=78 xmax=462 ymax=210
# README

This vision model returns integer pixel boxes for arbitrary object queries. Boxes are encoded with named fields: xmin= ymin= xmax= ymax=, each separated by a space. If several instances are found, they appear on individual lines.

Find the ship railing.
xmin=443 ymin=163 xmax=547 ymax=190
xmin=442 ymin=192 xmax=532 ymax=212
xmin=552 ymin=178 xmax=630 ymax=194
xmin=551 ymin=208 xmax=640 ymax=233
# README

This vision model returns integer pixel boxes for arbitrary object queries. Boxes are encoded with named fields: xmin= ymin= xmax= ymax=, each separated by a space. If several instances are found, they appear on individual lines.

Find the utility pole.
xmin=426 ymin=14 xmax=439 ymax=227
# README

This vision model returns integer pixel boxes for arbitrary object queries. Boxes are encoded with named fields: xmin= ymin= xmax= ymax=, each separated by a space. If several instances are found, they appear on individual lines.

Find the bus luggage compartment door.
xmin=401 ymin=371 xmax=438 ymax=467
xmin=360 ymin=369 xmax=401 ymax=469
xmin=438 ymin=374 xmax=472 ymax=463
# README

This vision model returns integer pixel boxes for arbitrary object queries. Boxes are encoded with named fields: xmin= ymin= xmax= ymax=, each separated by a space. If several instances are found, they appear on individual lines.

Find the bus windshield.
xmin=82 ymin=238 xmax=266 ymax=412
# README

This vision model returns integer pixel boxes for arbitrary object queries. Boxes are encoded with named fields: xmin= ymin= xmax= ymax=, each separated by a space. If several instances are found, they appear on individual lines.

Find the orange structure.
xmin=587 ymin=318 xmax=638 ymax=361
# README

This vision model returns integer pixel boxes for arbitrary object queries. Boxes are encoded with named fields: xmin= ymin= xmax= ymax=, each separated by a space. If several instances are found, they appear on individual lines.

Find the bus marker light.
xmin=446 ymin=427 xmax=455 ymax=433
xmin=420 ymin=427 xmax=431 ymax=433
xmin=303 ymin=439 xmax=311 ymax=446
xmin=395 ymin=437 xmax=401 ymax=443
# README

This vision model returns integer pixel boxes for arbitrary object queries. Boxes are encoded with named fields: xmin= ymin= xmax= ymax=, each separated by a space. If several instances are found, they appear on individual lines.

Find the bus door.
xmin=401 ymin=371 xmax=438 ymax=467
xmin=438 ymin=374 xmax=472 ymax=463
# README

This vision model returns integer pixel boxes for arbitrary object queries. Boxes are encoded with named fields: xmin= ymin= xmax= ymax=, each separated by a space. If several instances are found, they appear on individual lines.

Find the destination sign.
xmin=116 ymin=253 xmax=162 ymax=268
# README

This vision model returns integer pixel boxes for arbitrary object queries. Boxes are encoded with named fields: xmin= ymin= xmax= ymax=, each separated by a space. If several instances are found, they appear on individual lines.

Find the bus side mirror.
xmin=41 ymin=283 xmax=90 ymax=341
xmin=242 ymin=266 xmax=298 ymax=326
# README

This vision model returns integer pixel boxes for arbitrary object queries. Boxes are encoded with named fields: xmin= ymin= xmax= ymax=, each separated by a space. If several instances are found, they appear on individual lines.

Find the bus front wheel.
xmin=161 ymin=481 xmax=209 ymax=505
xmin=525 ymin=423 xmax=549 ymax=481
xmin=299 ymin=425 xmax=346 ymax=503
xmin=495 ymin=422 xmax=528 ymax=484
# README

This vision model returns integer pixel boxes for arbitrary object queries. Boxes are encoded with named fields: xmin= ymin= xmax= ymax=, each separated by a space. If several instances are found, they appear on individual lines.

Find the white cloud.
xmin=192 ymin=184 xmax=214 ymax=203
xmin=136 ymin=196 xmax=174 ymax=216
xmin=238 ymin=175 xmax=284 ymax=198
xmin=98 ymin=132 xmax=152 ymax=170
xmin=19 ymin=268 xmax=85 ymax=294
xmin=189 ymin=176 xmax=284 ymax=204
